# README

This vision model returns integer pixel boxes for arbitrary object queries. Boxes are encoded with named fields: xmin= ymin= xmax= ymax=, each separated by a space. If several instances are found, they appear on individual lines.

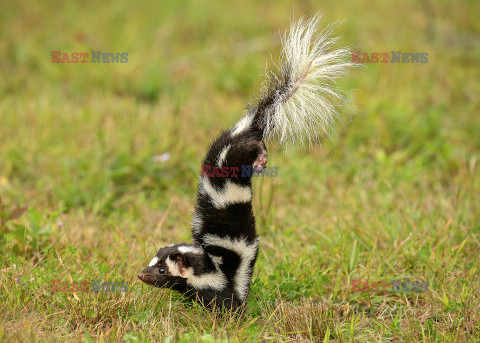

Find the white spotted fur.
xmin=209 ymin=255 xmax=223 ymax=268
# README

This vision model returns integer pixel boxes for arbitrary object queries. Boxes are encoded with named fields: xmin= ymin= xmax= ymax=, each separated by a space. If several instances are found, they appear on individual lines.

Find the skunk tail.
xmin=232 ymin=13 xmax=359 ymax=149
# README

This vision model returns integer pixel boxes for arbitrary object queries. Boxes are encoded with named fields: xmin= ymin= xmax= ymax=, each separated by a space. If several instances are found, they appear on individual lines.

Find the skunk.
xmin=138 ymin=13 xmax=358 ymax=310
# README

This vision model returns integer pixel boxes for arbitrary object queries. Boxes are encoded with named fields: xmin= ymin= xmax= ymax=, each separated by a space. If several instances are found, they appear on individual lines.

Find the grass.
xmin=1 ymin=0 xmax=479 ymax=341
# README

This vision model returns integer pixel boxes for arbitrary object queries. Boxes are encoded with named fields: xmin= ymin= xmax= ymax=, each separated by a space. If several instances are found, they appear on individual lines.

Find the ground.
xmin=0 ymin=0 xmax=479 ymax=342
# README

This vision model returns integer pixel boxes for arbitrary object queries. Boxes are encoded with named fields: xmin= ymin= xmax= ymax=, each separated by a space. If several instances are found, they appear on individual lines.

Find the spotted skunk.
xmin=138 ymin=14 xmax=358 ymax=310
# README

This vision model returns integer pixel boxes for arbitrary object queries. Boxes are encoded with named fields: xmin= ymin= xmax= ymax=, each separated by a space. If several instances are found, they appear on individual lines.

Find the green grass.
xmin=1 ymin=0 xmax=479 ymax=341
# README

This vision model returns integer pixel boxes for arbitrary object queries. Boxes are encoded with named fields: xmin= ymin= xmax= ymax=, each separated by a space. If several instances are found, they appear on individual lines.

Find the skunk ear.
xmin=166 ymin=252 xmax=191 ymax=277
xmin=172 ymin=252 xmax=184 ymax=266
xmin=171 ymin=252 xmax=191 ymax=268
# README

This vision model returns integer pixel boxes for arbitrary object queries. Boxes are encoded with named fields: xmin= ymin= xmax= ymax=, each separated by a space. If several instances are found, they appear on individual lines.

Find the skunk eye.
xmin=159 ymin=268 xmax=166 ymax=275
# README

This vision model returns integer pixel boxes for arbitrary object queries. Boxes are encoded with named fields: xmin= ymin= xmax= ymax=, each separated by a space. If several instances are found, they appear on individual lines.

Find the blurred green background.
xmin=0 ymin=0 xmax=479 ymax=342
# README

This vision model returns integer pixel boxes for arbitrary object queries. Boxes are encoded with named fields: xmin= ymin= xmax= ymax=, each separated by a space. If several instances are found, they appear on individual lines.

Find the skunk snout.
xmin=138 ymin=271 xmax=155 ymax=282
xmin=137 ymin=267 xmax=159 ymax=285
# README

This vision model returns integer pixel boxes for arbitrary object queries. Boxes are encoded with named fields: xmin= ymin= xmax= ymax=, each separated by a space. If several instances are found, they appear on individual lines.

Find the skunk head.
xmin=137 ymin=244 xmax=204 ymax=290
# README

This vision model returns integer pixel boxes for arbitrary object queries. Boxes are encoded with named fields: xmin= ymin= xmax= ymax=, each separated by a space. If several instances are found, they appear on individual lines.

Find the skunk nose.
xmin=137 ymin=272 xmax=145 ymax=280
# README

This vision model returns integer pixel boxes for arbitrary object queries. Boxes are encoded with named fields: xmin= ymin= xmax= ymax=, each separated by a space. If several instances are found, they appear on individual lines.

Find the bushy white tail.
xmin=250 ymin=13 xmax=359 ymax=150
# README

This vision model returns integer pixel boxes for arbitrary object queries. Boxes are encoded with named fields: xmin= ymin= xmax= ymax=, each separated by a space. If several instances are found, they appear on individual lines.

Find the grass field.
xmin=1 ymin=0 xmax=479 ymax=341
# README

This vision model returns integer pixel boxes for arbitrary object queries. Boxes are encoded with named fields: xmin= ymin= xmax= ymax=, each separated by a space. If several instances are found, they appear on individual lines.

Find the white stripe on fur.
xmin=184 ymin=267 xmax=227 ymax=291
xmin=200 ymin=179 xmax=252 ymax=208
xmin=148 ymin=256 xmax=159 ymax=267
xmin=191 ymin=211 xmax=203 ymax=235
xmin=203 ymin=234 xmax=258 ymax=300
xmin=217 ymin=144 xmax=231 ymax=167
xmin=166 ymin=255 xmax=227 ymax=291
xmin=231 ymin=114 xmax=254 ymax=136
xmin=178 ymin=245 xmax=203 ymax=255
xmin=165 ymin=257 xmax=182 ymax=276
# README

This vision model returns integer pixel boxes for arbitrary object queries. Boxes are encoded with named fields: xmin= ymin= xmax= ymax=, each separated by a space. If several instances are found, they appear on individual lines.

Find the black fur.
xmin=139 ymin=124 xmax=265 ymax=311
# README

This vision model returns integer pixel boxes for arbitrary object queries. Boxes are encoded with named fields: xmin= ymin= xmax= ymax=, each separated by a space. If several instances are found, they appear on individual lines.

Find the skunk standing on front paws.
xmin=138 ymin=13 xmax=358 ymax=310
